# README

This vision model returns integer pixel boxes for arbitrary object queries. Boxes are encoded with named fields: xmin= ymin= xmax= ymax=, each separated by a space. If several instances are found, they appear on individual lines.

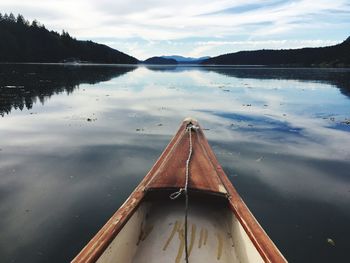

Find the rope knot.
xmin=186 ymin=123 xmax=199 ymax=132
xmin=169 ymin=188 xmax=184 ymax=200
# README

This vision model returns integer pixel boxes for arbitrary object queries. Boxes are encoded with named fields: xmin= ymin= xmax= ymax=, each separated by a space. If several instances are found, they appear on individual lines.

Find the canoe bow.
xmin=72 ymin=118 xmax=286 ymax=263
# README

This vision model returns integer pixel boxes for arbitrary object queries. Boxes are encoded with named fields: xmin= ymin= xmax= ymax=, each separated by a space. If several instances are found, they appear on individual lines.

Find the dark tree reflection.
xmin=0 ymin=64 xmax=136 ymax=116
xmin=202 ymin=66 xmax=350 ymax=98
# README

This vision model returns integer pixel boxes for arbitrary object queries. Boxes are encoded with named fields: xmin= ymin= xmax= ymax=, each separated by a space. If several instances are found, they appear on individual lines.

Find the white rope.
xmin=169 ymin=123 xmax=198 ymax=263
xmin=169 ymin=124 xmax=197 ymax=200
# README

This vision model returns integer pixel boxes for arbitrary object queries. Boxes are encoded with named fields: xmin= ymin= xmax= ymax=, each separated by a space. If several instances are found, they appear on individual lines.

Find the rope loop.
xmin=169 ymin=188 xmax=184 ymax=200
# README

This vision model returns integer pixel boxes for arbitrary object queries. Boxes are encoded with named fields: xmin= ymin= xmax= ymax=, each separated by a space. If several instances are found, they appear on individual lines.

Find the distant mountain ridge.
xmin=142 ymin=56 xmax=177 ymax=65
xmin=202 ymin=38 xmax=350 ymax=67
xmin=161 ymin=55 xmax=210 ymax=63
xmin=0 ymin=13 xmax=138 ymax=64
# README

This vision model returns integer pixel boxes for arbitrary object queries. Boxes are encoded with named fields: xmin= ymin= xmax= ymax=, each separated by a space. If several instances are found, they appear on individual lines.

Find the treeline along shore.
xmin=0 ymin=13 xmax=138 ymax=64
xmin=201 ymin=38 xmax=350 ymax=67
xmin=0 ymin=13 xmax=349 ymax=67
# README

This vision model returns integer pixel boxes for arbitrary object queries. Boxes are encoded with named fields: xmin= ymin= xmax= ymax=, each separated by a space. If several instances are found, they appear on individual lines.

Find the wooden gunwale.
xmin=72 ymin=118 xmax=286 ymax=263
xmin=72 ymin=121 xmax=188 ymax=263
xmin=194 ymin=124 xmax=286 ymax=263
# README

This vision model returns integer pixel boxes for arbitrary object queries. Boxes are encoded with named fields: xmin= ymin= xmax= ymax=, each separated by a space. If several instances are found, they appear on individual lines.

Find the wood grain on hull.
xmin=72 ymin=118 xmax=286 ymax=263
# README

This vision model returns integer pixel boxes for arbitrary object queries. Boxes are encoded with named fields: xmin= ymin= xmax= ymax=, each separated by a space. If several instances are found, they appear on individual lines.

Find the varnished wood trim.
xmin=195 ymin=124 xmax=287 ymax=263
xmin=72 ymin=118 xmax=287 ymax=263
xmin=72 ymin=122 xmax=188 ymax=263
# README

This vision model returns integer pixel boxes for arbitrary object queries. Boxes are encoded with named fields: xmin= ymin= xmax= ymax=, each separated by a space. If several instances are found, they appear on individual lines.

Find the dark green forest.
xmin=202 ymin=37 xmax=350 ymax=67
xmin=0 ymin=13 xmax=138 ymax=64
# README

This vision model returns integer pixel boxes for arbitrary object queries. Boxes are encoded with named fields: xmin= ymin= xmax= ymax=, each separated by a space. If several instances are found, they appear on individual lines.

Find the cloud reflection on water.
xmin=0 ymin=65 xmax=349 ymax=262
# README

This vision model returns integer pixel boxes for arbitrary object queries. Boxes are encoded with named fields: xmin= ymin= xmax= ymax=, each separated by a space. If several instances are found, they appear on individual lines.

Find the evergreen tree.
xmin=31 ymin=19 xmax=38 ymax=27
xmin=8 ymin=13 xmax=16 ymax=22
xmin=16 ymin=14 xmax=25 ymax=25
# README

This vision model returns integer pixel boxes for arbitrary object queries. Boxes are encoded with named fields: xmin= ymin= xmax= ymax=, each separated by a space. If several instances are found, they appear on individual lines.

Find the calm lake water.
xmin=0 ymin=64 xmax=350 ymax=263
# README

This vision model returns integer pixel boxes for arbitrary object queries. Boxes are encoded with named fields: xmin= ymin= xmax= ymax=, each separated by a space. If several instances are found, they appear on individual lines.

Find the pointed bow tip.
xmin=183 ymin=117 xmax=198 ymax=124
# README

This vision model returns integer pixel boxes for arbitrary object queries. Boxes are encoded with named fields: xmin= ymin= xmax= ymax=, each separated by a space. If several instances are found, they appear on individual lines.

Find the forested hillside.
xmin=202 ymin=38 xmax=350 ymax=67
xmin=0 ymin=13 xmax=138 ymax=64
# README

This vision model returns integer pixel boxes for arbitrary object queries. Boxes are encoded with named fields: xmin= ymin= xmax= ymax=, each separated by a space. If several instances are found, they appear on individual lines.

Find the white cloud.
xmin=0 ymin=0 xmax=349 ymax=58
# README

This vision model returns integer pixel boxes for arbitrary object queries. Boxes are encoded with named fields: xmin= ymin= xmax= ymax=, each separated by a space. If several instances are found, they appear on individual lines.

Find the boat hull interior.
xmin=96 ymin=191 xmax=264 ymax=263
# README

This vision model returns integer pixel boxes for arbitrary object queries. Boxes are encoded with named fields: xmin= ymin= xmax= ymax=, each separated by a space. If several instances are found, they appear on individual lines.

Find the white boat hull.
xmin=97 ymin=196 xmax=264 ymax=263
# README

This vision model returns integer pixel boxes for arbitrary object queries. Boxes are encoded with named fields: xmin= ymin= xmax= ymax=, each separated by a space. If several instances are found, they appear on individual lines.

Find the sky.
xmin=1 ymin=0 xmax=349 ymax=59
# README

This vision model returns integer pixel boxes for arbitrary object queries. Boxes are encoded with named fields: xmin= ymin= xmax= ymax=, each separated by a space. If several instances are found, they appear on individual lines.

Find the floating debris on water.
xmin=256 ymin=157 xmax=263 ymax=162
xmin=87 ymin=118 xmax=97 ymax=122
xmin=157 ymin=123 xmax=163 ymax=126
xmin=326 ymin=238 xmax=335 ymax=247
xmin=4 ymin=85 xmax=24 ymax=88
xmin=136 ymin=128 xmax=144 ymax=132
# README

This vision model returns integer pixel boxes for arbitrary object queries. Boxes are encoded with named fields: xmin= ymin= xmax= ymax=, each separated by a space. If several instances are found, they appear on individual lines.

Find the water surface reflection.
xmin=0 ymin=65 xmax=349 ymax=262
xmin=0 ymin=64 xmax=136 ymax=116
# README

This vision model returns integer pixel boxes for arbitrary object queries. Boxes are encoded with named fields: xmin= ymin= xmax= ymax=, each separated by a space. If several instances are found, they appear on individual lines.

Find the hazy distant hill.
xmin=161 ymin=55 xmax=210 ymax=63
xmin=143 ymin=56 xmax=178 ymax=65
xmin=0 ymin=13 xmax=138 ymax=64
xmin=202 ymin=38 xmax=350 ymax=67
